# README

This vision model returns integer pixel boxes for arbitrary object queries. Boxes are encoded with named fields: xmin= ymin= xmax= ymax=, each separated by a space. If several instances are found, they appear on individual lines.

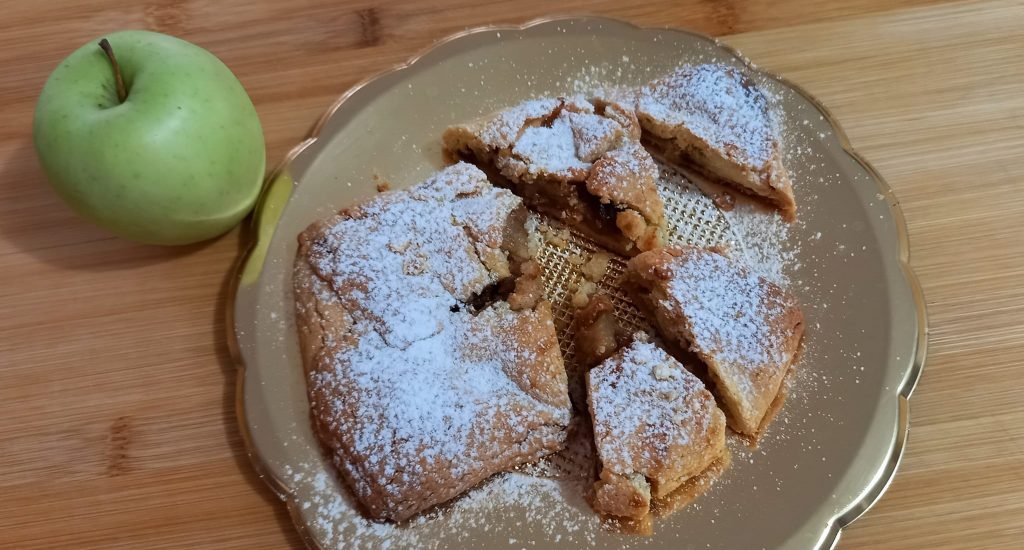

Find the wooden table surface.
xmin=2 ymin=0 xmax=1022 ymax=548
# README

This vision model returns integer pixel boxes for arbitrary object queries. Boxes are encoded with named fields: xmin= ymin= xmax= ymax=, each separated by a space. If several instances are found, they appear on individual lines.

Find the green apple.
xmin=33 ymin=30 xmax=265 ymax=245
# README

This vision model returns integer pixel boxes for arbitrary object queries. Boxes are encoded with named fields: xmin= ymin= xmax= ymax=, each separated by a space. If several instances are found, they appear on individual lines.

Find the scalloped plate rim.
xmin=227 ymin=15 xmax=929 ymax=550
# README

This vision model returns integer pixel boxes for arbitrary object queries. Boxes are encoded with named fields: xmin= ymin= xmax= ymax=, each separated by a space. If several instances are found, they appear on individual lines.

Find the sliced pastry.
xmin=625 ymin=245 xmax=804 ymax=436
xmin=444 ymin=96 xmax=665 ymax=255
xmin=587 ymin=334 xmax=727 ymax=519
xmin=636 ymin=64 xmax=796 ymax=221
xmin=293 ymin=162 xmax=571 ymax=521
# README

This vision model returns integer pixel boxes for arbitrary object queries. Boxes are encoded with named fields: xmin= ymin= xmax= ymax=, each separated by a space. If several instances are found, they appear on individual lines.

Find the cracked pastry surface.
xmin=443 ymin=96 xmax=665 ymax=256
xmin=293 ymin=162 xmax=571 ymax=522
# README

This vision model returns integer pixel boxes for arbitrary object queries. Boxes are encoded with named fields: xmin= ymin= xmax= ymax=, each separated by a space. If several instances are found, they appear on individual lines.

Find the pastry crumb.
xmin=582 ymin=252 xmax=613 ymax=282
xmin=373 ymin=173 xmax=392 ymax=192
xmin=571 ymin=280 xmax=598 ymax=308
xmin=712 ymin=190 xmax=736 ymax=211
xmin=543 ymin=227 xmax=572 ymax=248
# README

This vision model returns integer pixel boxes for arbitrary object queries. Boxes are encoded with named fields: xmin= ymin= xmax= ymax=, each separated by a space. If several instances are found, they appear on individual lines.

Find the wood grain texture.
xmin=1 ymin=0 xmax=1022 ymax=548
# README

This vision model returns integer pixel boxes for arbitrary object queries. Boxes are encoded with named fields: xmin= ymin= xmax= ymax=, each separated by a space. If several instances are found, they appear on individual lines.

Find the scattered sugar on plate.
xmin=280 ymin=56 xmax=862 ymax=549
xmin=724 ymin=203 xmax=798 ymax=286
xmin=285 ymin=461 xmax=601 ymax=550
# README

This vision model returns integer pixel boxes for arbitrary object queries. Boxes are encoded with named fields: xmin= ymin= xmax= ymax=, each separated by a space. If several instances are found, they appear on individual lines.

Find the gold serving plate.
xmin=228 ymin=16 xmax=927 ymax=549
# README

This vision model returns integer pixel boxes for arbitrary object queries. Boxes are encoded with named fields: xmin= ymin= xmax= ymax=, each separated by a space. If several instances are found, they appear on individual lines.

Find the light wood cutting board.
xmin=1 ymin=0 xmax=1022 ymax=548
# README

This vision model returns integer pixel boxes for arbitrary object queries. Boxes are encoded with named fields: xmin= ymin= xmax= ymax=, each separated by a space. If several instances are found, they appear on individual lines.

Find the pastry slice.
xmin=587 ymin=334 xmax=726 ymax=519
xmin=636 ymin=64 xmax=796 ymax=221
xmin=626 ymin=245 xmax=804 ymax=436
xmin=294 ymin=162 xmax=571 ymax=521
xmin=444 ymin=96 xmax=665 ymax=256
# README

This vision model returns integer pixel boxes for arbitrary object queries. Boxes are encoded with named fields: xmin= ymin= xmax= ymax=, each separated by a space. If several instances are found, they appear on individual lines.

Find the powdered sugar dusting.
xmin=649 ymin=156 xmax=799 ymax=287
xmin=284 ymin=461 xmax=600 ymax=550
xmin=309 ymin=306 xmax=565 ymax=491
xmin=724 ymin=203 xmax=799 ymax=286
xmin=446 ymin=96 xmax=664 ymax=230
xmin=663 ymin=249 xmax=794 ymax=372
xmin=309 ymin=163 xmax=519 ymax=348
xmin=638 ymin=64 xmax=778 ymax=168
xmin=475 ymin=97 xmax=562 ymax=149
xmin=589 ymin=336 xmax=717 ymax=476
xmin=465 ymin=96 xmax=633 ymax=183
xmin=513 ymin=115 xmax=591 ymax=175
xmin=283 ymin=50 xmax=843 ymax=548
xmin=299 ymin=162 xmax=571 ymax=521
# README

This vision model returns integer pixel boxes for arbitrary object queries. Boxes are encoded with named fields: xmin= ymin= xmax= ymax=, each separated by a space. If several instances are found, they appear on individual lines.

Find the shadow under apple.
xmin=0 ymin=138 xmax=222 ymax=271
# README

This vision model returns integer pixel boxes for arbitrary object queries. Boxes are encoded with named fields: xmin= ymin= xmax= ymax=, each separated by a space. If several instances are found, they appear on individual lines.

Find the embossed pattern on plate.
xmin=532 ymin=161 xmax=732 ymax=481
xmin=537 ymin=162 xmax=729 ymax=358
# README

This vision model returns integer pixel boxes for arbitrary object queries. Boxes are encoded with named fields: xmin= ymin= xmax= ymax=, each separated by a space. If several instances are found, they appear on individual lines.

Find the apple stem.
xmin=98 ymin=38 xmax=127 ymax=104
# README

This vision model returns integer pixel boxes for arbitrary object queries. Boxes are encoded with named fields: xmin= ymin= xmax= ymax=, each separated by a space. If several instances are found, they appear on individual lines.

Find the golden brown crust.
xmin=626 ymin=246 xmax=804 ymax=436
xmin=636 ymin=64 xmax=797 ymax=221
xmin=443 ymin=97 xmax=665 ymax=256
xmin=586 ymin=336 xmax=727 ymax=520
xmin=294 ymin=163 xmax=572 ymax=522
xmin=593 ymin=471 xmax=651 ymax=519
